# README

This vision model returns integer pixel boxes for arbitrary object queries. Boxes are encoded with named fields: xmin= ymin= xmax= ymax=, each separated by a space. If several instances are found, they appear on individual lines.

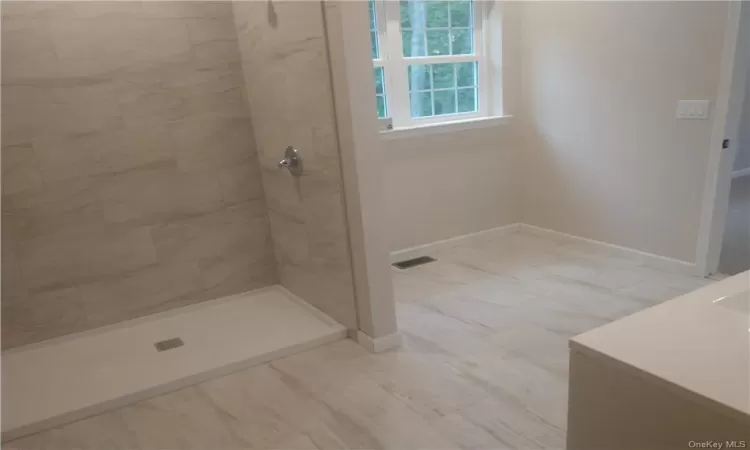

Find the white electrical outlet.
xmin=676 ymin=100 xmax=710 ymax=119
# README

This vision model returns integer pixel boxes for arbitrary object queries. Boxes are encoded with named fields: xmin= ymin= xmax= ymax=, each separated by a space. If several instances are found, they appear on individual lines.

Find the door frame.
xmin=696 ymin=1 xmax=749 ymax=276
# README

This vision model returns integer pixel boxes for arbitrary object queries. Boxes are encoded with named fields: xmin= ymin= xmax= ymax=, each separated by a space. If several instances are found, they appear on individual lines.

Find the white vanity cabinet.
xmin=567 ymin=272 xmax=750 ymax=449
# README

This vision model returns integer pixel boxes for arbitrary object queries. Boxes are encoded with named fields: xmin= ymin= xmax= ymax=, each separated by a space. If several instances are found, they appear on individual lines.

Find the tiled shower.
xmin=1 ymin=0 xmax=368 ymax=438
xmin=1 ymin=0 xmax=357 ymax=349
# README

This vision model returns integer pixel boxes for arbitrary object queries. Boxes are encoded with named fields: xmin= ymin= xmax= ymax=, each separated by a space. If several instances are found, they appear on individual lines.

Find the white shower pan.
xmin=2 ymin=286 xmax=346 ymax=441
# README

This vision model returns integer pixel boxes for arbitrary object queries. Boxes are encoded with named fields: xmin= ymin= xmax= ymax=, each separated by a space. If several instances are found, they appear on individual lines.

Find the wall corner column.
xmin=322 ymin=1 xmax=400 ymax=352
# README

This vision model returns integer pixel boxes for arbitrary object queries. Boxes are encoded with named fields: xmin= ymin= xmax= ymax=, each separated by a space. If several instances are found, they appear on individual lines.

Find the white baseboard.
xmin=390 ymin=222 xmax=699 ymax=275
xmin=390 ymin=223 xmax=521 ymax=263
xmin=355 ymin=331 xmax=403 ymax=353
xmin=518 ymin=224 xmax=698 ymax=275
xmin=731 ymin=167 xmax=750 ymax=179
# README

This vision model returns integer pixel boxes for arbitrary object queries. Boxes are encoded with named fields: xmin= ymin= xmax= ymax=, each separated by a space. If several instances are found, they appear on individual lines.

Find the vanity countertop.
xmin=571 ymin=271 xmax=750 ymax=424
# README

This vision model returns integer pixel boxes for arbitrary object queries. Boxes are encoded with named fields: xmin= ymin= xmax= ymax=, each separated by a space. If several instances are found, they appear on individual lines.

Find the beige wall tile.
xmin=52 ymin=19 xmax=192 ymax=77
xmin=2 ymin=259 xmax=206 ymax=346
xmin=165 ymin=64 xmax=249 ymax=119
xmin=193 ymin=39 xmax=241 ymax=68
xmin=41 ymin=83 xmax=124 ymax=135
xmin=186 ymin=17 xmax=238 ymax=44
xmin=1 ymin=85 xmax=54 ymax=145
xmin=184 ymin=85 xmax=248 ymax=120
xmin=261 ymin=170 xmax=306 ymax=222
xmin=0 ymin=314 xmax=36 ymax=350
xmin=1 ymin=242 xmax=28 ymax=308
xmin=1 ymin=0 xmax=306 ymax=348
xmin=1 ymin=21 xmax=60 ymax=81
xmin=267 ymin=210 xmax=309 ymax=266
xmin=298 ymin=168 xmax=344 ymax=200
xmin=139 ymin=1 xmax=233 ymax=19
xmin=77 ymin=260 xmax=204 ymax=325
xmin=1 ymin=143 xmax=44 ymax=195
xmin=279 ymin=262 xmax=357 ymax=330
xmin=198 ymin=250 xmax=278 ymax=299
xmin=2 ymin=1 xmax=142 ymax=21
xmin=97 ymin=162 xmax=225 ymax=226
xmin=232 ymin=0 xmax=358 ymax=330
xmin=2 ymin=82 xmax=124 ymax=145
xmin=218 ymin=163 xmax=265 ymax=205
xmin=169 ymin=116 xmax=254 ymax=171
xmin=19 ymin=226 xmax=158 ymax=292
xmin=151 ymin=201 xmax=269 ymax=264
xmin=1 ymin=286 xmax=86 ymax=348
xmin=118 ymin=81 xmax=191 ymax=128
xmin=1 ymin=2 xmax=74 ymax=20
xmin=62 ymin=2 xmax=143 ymax=20
xmin=162 ymin=63 xmax=240 ymax=92
xmin=3 ymin=175 xmax=105 ymax=240
xmin=303 ymin=192 xmax=351 ymax=267
xmin=32 ymin=124 xmax=173 ymax=183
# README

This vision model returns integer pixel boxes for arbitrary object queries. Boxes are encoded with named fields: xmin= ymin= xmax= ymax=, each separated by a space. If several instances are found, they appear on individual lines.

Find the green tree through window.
xmin=369 ymin=0 xmax=481 ymax=124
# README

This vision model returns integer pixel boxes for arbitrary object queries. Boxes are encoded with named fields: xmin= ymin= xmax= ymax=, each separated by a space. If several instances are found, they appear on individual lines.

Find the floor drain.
xmin=154 ymin=337 xmax=184 ymax=352
xmin=392 ymin=256 xmax=437 ymax=269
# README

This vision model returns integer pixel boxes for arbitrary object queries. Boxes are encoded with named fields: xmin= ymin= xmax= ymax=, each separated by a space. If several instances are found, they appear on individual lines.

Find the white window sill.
xmin=380 ymin=115 xmax=512 ymax=141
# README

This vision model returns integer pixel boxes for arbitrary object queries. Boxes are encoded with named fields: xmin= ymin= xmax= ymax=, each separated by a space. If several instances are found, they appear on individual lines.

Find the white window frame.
xmin=372 ymin=0 xmax=389 ymax=118
xmin=372 ymin=0 xmax=491 ymax=128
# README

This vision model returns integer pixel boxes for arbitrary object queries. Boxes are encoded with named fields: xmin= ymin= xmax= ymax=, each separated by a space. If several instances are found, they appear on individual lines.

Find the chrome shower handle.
xmin=277 ymin=146 xmax=303 ymax=176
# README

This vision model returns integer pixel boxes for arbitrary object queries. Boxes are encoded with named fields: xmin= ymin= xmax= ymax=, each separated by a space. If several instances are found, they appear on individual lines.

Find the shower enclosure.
xmin=1 ymin=0 xmax=397 ymax=440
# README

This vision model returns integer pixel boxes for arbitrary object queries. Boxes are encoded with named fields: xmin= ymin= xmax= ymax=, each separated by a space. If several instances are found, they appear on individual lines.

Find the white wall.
xmin=733 ymin=75 xmax=750 ymax=172
xmin=383 ymin=126 xmax=519 ymax=252
xmin=383 ymin=2 xmax=522 ymax=252
xmin=520 ymin=1 xmax=728 ymax=263
xmin=324 ymin=1 xmax=398 ymax=339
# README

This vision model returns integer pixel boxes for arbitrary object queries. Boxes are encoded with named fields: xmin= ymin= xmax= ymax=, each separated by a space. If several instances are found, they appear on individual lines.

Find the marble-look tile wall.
xmin=231 ymin=1 xmax=358 ymax=329
xmin=1 ymin=1 xmax=277 ymax=349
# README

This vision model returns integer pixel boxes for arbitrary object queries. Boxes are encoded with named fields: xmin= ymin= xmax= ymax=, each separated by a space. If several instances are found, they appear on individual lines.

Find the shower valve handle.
xmin=277 ymin=146 xmax=304 ymax=177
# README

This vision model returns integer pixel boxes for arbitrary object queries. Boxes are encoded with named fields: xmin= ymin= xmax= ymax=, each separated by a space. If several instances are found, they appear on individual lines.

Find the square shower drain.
xmin=154 ymin=337 xmax=184 ymax=352
xmin=392 ymin=256 xmax=437 ymax=269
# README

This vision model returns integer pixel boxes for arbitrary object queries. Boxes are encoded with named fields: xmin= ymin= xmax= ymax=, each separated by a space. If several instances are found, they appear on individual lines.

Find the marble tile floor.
xmin=5 ymin=230 xmax=712 ymax=450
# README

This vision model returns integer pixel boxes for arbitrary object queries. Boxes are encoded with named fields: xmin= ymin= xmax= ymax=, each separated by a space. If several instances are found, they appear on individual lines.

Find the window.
xmin=369 ymin=0 xmax=492 ymax=128
xmin=369 ymin=0 xmax=388 ymax=118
